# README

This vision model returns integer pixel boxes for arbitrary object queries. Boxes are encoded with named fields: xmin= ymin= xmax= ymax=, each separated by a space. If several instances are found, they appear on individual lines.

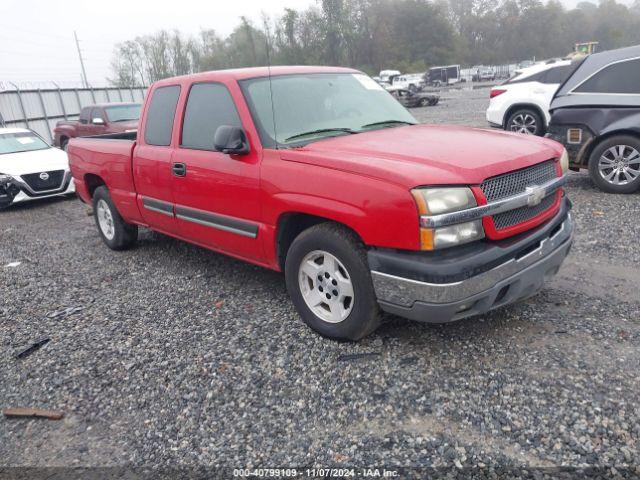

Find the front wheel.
xmin=588 ymin=135 xmax=640 ymax=193
xmin=506 ymin=109 xmax=544 ymax=136
xmin=92 ymin=186 xmax=138 ymax=250
xmin=284 ymin=223 xmax=381 ymax=341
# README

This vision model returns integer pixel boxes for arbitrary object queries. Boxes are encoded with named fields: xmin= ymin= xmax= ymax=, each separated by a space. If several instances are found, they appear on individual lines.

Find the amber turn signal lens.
xmin=420 ymin=228 xmax=435 ymax=250
xmin=412 ymin=190 xmax=429 ymax=215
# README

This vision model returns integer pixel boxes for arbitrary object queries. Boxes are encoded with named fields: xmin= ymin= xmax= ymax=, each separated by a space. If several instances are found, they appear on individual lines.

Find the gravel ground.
xmin=1 ymin=87 xmax=639 ymax=478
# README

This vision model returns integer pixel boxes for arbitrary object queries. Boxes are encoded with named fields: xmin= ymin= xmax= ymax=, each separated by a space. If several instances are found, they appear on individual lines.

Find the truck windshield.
xmin=0 ymin=131 xmax=50 ymax=155
xmin=240 ymin=73 xmax=416 ymax=147
xmin=105 ymin=104 xmax=141 ymax=122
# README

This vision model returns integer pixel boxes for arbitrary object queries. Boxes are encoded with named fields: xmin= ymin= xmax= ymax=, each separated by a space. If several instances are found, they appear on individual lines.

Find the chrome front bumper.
xmin=371 ymin=213 xmax=573 ymax=323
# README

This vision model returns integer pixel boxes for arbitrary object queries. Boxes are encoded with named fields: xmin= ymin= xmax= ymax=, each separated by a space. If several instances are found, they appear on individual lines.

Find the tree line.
xmin=109 ymin=0 xmax=640 ymax=86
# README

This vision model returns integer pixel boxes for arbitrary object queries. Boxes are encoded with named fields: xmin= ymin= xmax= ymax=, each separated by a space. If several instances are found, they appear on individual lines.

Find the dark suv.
xmin=547 ymin=45 xmax=640 ymax=193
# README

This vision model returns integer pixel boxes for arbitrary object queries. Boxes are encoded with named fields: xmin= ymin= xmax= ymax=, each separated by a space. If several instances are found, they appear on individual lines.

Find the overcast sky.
xmin=0 ymin=0 xmax=629 ymax=87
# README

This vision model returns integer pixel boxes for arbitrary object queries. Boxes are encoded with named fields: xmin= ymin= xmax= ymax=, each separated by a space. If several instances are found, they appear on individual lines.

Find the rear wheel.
xmin=284 ymin=223 xmax=381 ymax=341
xmin=588 ymin=135 xmax=640 ymax=193
xmin=506 ymin=108 xmax=544 ymax=136
xmin=92 ymin=186 xmax=138 ymax=250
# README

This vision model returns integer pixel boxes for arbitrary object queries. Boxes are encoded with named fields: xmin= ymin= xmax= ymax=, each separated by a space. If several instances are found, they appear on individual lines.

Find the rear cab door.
xmin=170 ymin=77 xmax=264 ymax=263
xmin=133 ymin=84 xmax=182 ymax=235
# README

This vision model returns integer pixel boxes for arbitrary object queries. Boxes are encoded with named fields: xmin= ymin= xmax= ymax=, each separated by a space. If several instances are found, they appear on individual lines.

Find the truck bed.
xmin=67 ymin=135 xmax=141 ymax=222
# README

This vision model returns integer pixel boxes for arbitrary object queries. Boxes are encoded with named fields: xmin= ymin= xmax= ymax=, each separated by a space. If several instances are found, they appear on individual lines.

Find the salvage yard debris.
xmin=3 ymin=408 xmax=64 ymax=420
xmin=4 ymin=261 xmax=21 ymax=268
xmin=14 ymin=338 xmax=50 ymax=359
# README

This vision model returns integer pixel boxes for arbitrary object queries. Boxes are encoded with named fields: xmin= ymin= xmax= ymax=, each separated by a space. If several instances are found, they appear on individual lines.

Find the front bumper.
xmin=369 ymin=200 xmax=573 ymax=323
xmin=0 ymin=171 xmax=75 ymax=208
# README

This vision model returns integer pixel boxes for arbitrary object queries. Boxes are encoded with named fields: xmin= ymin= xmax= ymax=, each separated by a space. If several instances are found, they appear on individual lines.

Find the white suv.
xmin=486 ymin=61 xmax=573 ymax=136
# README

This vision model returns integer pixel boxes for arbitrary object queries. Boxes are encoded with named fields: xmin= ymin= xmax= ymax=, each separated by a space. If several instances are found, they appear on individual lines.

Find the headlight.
xmin=412 ymin=187 xmax=485 ymax=250
xmin=412 ymin=187 xmax=476 ymax=215
xmin=0 ymin=173 xmax=15 ymax=186
xmin=559 ymin=149 xmax=569 ymax=175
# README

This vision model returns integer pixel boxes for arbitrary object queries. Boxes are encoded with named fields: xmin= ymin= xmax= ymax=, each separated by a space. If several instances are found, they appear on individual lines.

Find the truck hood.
xmin=0 ymin=147 xmax=69 ymax=176
xmin=281 ymin=124 xmax=562 ymax=187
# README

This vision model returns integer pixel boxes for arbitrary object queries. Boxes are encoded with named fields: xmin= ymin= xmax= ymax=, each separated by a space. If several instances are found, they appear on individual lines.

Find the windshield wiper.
xmin=361 ymin=120 xmax=416 ymax=129
xmin=113 ymin=118 xmax=138 ymax=122
xmin=284 ymin=128 xmax=357 ymax=143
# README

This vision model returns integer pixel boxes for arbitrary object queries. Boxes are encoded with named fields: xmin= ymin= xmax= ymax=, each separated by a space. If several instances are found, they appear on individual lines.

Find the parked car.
xmin=472 ymin=65 xmax=495 ymax=81
xmin=391 ymin=74 xmax=425 ymax=91
xmin=68 ymin=66 xmax=573 ymax=341
xmin=547 ymin=45 xmax=640 ymax=193
xmin=0 ymin=128 xmax=75 ymax=209
xmin=379 ymin=69 xmax=401 ymax=84
xmin=487 ymin=60 xmax=575 ymax=136
xmin=54 ymin=102 xmax=141 ymax=150
xmin=390 ymin=88 xmax=439 ymax=108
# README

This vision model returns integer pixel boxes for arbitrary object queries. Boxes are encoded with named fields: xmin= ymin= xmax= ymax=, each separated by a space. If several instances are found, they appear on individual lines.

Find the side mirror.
xmin=92 ymin=117 xmax=105 ymax=125
xmin=213 ymin=125 xmax=249 ymax=155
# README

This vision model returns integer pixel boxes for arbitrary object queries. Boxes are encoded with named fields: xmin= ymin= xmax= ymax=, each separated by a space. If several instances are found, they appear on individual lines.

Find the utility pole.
xmin=74 ymin=31 xmax=89 ymax=88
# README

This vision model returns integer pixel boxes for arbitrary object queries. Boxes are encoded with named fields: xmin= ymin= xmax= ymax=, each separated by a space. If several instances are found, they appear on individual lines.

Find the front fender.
xmin=261 ymin=154 xmax=421 ymax=251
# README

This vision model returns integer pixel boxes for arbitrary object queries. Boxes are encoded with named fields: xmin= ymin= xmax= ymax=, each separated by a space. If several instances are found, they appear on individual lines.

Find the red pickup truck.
xmin=68 ymin=66 xmax=573 ymax=341
xmin=54 ymin=102 xmax=141 ymax=150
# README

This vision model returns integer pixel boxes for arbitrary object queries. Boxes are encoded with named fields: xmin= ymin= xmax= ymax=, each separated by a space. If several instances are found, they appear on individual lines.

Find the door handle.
xmin=172 ymin=162 xmax=186 ymax=177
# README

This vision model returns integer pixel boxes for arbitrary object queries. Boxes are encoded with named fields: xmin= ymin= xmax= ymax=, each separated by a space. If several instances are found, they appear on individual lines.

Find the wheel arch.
xmin=84 ymin=173 xmax=106 ymax=198
xmin=275 ymin=212 xmax=364 ymax=272
xmin=503 ymin=103 xmax=547 ymax=130
xmin=584 ymin=129 xmax=640 ymax=167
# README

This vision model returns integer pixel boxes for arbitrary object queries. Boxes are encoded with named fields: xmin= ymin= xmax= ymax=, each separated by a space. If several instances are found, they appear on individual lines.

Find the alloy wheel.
xmin=598 ymin=145 xmax=640 ymax=186
xmin=509 ymin=113 xmax=537 ymax=135
xmin=298 ymin=250 xmax=354 ymax=324
xmin=96 ymin=199 xmax=115 ymax=240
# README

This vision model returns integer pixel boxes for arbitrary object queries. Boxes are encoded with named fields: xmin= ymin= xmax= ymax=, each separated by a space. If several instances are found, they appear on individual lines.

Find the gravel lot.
xmin=1 ymin=86 xmax=639 ymax=478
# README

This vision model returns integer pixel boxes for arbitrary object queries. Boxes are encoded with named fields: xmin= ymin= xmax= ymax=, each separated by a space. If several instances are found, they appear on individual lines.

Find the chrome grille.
xmin=481 ymin=160 xmax=558 ymax=230
xmin=481 ymin=160 xmax=557 ymax=202
xmin=492 ymin=194 xmax=556 ymax=229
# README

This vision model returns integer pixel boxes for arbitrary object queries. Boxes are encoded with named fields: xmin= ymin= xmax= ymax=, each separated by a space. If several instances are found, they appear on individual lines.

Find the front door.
xmin=170 ymin=82 xmax=263 ymax=262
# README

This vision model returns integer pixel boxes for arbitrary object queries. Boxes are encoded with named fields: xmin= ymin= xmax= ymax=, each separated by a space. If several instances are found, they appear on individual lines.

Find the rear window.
xmin=574 ymin=58 xmax=640 ymax=94
xmin=79 ymin=107 xmax=91 ymax=124
xmin=181 ymin=83 xmax=242 ymax=151
xmin=144 ymin=85 xmax=181 ymax=146
xmin=542 ymin=65 xmax=572 ymax=84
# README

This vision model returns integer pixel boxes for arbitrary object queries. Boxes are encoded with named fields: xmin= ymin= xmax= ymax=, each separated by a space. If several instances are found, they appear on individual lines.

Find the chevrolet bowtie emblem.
xmin=525 ymin=185 xmax=545 ymax=207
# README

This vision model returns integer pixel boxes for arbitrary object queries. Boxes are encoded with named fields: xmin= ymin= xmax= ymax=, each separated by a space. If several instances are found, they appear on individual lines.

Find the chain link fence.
xmin=0 ymin=82 xmax=147 ymax=144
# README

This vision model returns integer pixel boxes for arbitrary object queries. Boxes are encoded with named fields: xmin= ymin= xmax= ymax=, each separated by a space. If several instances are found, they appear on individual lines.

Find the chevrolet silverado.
xmin=68 ymin=66 xmax=573 ymax=341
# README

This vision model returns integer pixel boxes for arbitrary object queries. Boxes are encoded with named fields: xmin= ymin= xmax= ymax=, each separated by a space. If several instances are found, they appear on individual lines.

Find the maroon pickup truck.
xmin=54 ymin=103 xmax=141 ymax=150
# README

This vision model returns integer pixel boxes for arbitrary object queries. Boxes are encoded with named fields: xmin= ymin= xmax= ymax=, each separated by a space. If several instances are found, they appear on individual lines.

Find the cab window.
xmin=180 ymin=82 xmax=242 ymax=151
xmin=144 ymin=85 xmax=181 ymax=146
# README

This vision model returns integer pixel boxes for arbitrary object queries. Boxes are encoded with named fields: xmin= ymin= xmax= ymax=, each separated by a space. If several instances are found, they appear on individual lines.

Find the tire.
xmin=587 ymin=135 xmax=640 ymax=194
xmin=92 ymin=186 xmax=138 ymax=250
xmin=505 ymin=108 xmax=544 ymax=136
xmin=284 ymin=223 xmax=381 ymax=341
xmin=60 ymin=138 xmax=69 ymax=151
xmin=419 ymin=98 xmax=430 ymax=107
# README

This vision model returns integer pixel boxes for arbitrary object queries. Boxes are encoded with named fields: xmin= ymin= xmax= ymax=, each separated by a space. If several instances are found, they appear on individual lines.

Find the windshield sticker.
xmin=16 ymin=137 xmax=35 ymax=145
xmin=353 ymin=74 xmax=384 ymax=91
